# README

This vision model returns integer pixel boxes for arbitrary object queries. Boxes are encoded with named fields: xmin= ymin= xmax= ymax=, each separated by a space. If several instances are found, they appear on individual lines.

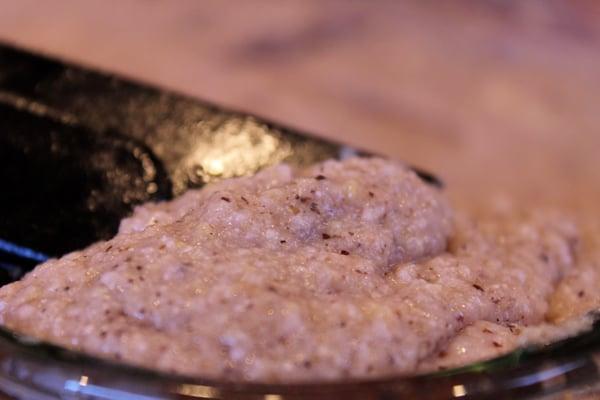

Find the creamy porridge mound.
xmin=0 ymin=157 xmax=593 ymax=382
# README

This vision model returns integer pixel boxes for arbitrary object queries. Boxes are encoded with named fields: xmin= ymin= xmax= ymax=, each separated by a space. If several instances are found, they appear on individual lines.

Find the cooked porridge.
xmin=0 ymin=157 xmax=596 ymax=382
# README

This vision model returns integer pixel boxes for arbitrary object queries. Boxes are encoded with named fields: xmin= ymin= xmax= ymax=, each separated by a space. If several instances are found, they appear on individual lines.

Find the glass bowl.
xmin=0 ymin=321 xmax=599 ymax=399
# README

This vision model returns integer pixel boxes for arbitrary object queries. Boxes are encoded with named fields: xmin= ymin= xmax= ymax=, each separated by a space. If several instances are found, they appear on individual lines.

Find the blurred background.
xmin=0 ymin=0 xmax=599 ymax=210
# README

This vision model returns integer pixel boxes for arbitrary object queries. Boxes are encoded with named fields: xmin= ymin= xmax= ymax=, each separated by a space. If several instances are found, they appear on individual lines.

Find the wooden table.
xmin=1 ymin=0 xmax=599 ymax=208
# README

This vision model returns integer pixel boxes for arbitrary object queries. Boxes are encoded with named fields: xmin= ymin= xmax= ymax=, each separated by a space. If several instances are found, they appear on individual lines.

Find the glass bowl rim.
xmin=0 ymin=319 xmax=599 ymax=399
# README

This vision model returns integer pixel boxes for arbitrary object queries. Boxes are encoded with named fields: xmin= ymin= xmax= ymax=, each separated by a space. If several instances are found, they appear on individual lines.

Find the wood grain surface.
xmin=0 ymin=0 xmax=599 ymax=208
